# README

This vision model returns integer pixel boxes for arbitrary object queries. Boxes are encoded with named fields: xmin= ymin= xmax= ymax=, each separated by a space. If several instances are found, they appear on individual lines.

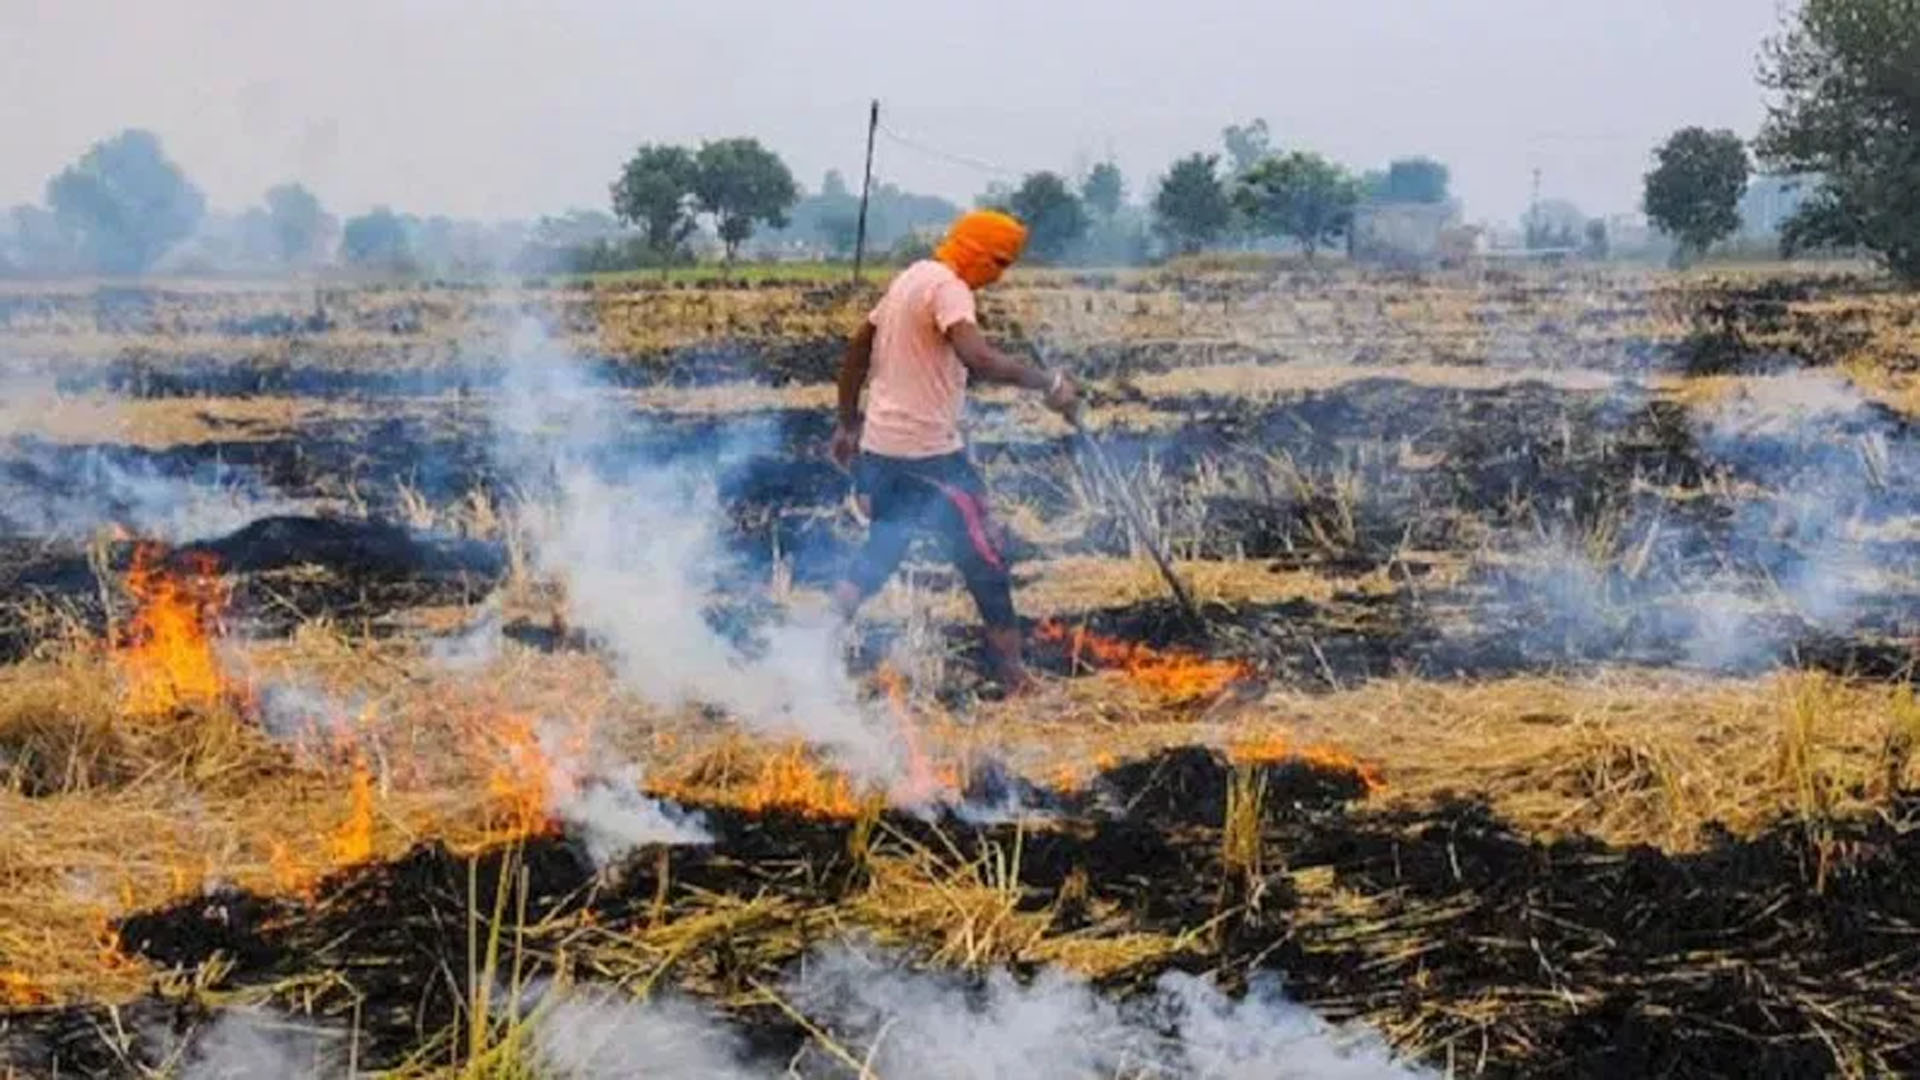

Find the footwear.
xmin=983 ymin=626 xmax=1035 ymax=694
xmin=829 ymin=580 xmax=864 ymax=622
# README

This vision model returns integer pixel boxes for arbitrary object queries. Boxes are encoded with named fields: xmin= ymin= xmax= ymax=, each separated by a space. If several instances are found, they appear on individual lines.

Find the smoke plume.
xmin=552 ymin=763 xmax=711 ymax=864
xmin=0 ymin=441 xmax=305 ymax=543
xmin=491 ymin=319 xmax=906 ymax=780
xmin=786 ymin=945 xmax=1427 ymax=1079
xmin=176 ymin=1009 xmax=342 ymax=1080
xmin=508 ymin=944 xmax=1426 ymax=1079
xmin=1501 ymin=370 xmax=1919 ymax=672
xmin=526 ymin=984 xmax=758 ymax=1080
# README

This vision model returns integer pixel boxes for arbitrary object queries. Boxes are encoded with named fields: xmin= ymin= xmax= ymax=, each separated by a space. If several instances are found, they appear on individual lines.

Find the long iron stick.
xmin=1028 ymin=335 xmax=1201 ymax=622
xmin=1065 ymin=406 xmax=1202 ymax=623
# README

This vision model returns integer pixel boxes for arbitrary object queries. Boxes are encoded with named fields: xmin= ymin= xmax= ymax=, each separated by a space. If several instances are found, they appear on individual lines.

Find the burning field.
xmin=6 ymin=263 xmax=1920 ymax=1077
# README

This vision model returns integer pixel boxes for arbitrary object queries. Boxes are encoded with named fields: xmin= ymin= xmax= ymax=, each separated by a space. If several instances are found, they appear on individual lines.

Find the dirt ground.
xmin=4 ymin=261 xmax=1920 ymax=1078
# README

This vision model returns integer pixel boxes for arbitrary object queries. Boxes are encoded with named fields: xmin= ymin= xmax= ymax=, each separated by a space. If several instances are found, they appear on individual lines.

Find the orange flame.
xmin=1047 ymin=752 xmax=1118 ymax=794
xmin=118 ymin=544 xmax=226 ymax=716
xmin=480 ymin=713 xmax=570 ymax=840
xmin=1 ymin=970 xmax=51 ymax=1007
xmin=876 ymin=664 xmax=960 ymax=806
xmin=740 ymin=744 xmax=860 ymax=818
xmin=328 ymin=754 xmax=376 ymax=865
xmin=1228 ymin=734 xmax=1385 ymax=794
xmin=1035 ymin=620 xmax=1252 ymax=703
xmin=90 ymin=908 xmax=131 ymax=972
xmin=266 ymin=838 xmax=318 ymax=899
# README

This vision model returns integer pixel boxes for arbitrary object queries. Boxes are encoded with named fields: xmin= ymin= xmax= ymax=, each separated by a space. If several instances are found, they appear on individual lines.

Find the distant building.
xmin=1739 ymin=175 xmax=1816 ymax=239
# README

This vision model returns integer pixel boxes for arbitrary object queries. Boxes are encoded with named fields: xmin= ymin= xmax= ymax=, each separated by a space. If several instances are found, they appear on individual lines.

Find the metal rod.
xmin=1067 ymin=409 xmax=1202 ymax=623
xmin=852 ymin=99 xmax=879 ymax=285
xmin=1028 ymin=335 xmax=1201 ymax=622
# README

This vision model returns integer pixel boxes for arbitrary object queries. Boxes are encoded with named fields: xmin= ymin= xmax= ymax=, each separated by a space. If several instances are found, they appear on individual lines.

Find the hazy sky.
xmin=3 ymin=0 xmax=1784 ymax=226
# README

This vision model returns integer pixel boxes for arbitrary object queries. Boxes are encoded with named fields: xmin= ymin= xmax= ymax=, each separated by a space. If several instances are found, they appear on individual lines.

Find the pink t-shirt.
xmin=860 ymin=259 xmax=976 ymax=458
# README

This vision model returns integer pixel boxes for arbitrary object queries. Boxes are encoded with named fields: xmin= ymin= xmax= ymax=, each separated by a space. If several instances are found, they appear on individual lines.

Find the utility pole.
xmin=852 ymin=99 xmax=879 ymax=286
xmin=1527 ymin=167 xmax=1542 ymax=248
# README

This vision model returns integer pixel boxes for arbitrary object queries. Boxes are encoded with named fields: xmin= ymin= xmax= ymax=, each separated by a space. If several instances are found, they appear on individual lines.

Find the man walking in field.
xmin=828 ymin=209 xmax=1078 ymax=691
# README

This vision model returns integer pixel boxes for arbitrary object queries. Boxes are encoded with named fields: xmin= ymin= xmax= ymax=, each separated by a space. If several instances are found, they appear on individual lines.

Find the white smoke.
xmin=176 ymin=1008 xmax=341 ymax=1080
xmin=554 ymin=763 xmax=711 ymax=864
xmin=425 ymin=595 xmax=505 ymax=672
xmin=1153 ymin=971 xmax=1421 ymax=1080
xmin=1503 ymin=371 xmax=1918 ymax=671
xmin=492 ymin=319 xmax=905 ymax=781
xmin=254 ymin=679 xmax=364 ymax=743
xmin=0 ymin=442 xmax=306 ymax=543
xmin=507 ymin=945 xmax=1426 ymax=1080
xmin=525 ymin=984 xmax=758 ymax=1080
xmin=786 ymin=946 xmax=1427 ymax=1080
xmin=1691 ymin=371 xmax=1887 ymax=635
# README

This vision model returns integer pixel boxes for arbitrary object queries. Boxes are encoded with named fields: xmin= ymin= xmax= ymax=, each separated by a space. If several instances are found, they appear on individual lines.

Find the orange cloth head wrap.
xmin=935 ymin=210 xmax=1028 ymax=288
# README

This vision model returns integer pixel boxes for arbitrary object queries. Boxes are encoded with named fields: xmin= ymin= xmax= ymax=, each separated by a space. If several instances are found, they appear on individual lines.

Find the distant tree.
xmin=1758 ymin=0 xmax=1920 ymax=279
xmin=611 ymin=144 xmax=698 ymax=267
xmin=1525 ymin=199 xmax=1587 ymax=250
xmin=1152 ymin=153 xmax=1232 ymax=255
xmin=866 ymin=183 xmax=960 ymax=251
xmin=263 ymin=183 xmax=331 ymax=265
xmin=1081 ymin=162 xmax=1125 ymax=219
xmin=1233 ymin=151 xmax=1362 ymax=258
xmin=975 ymin=180 xmax=1016 ymax=212
xmin=532 ymin=209 xmax=624 ymax=248
xmin=3 ymin=205 xmax=74 ymax=274
xmin=410 ymin=215 xmax=459 ymax=271
xmin=773 ymin=172 xmax=956 ymax=260
xmin=45 ymin=129 xmax=205 ymax=275
xmin=691 ymin=138 xmax=798 ymax=265
xmin=232 ymin=208 xmax=279 ymax=266
xmin=1368 ymin=158 xmax=1451 ymax=204
xmin=1584 ymin=218 xmax=1611 ymax=260
xmin=341 ymin=207 xmax=412 ymax=269
xmin=516 ymin=209 xmax=629 ymax=272
xmin=890 ymin=230 xmax=937 ymax=264
xmin=1221 ymin=119 xmax=1272 ymax=177
xmin=819 ymin=208 xmax=861 ymax=259
xmin=1643 ymin=127 xmax=1750 ymax=263
xmin=812 ymin=170 xmax=861 ymax=258
xmin=1008 ymin=171 xmax=1089 ymax=262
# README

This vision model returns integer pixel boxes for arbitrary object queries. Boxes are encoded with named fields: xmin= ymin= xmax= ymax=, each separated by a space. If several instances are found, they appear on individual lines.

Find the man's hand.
xmin=828 ymin=423 xmax=860 ymax=471
xmin=1043 ymin=372 xmax=1080 ymax=418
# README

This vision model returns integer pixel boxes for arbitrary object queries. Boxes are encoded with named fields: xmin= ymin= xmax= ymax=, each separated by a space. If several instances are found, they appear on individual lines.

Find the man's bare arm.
xmin=947 ymin=321 xmax=1050 ymax=390
xmin=837 ymin=321 xmax=876 ymax=428
xmin=949 ymin=320 xmax=1079 ymax=415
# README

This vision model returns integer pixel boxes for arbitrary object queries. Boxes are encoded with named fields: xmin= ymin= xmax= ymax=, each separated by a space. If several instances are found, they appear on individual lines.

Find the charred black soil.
xmin=8 ymin=368 xmax=1919 ymax=683
xmin=7 ymin=748 xmax=1917 ymax=1078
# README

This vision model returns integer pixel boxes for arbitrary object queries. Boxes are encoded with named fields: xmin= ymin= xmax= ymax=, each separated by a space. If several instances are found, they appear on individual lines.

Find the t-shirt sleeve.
xmin=930 ymin=278 xmax=977 ymax=332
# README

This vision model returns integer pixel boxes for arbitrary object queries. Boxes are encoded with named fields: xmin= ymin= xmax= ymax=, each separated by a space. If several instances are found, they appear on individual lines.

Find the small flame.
xmin=266 ymin=837 xmax=318 ymax=899
xmin=91 ymin=908 xmax=131 ymax=972
xmin=876 ymin=664 xmax=960 ymax=806
xmin=1228 ymin=734 xmax=1385 ymax=794
xmin=1 ymin=970 xmax=51 ymax=1008
xmin=1035 ymin=620 xmax=1252 ymax=703
xmin=481 ymin=713 xmax=569 ymax=840
xmin=1047 ymin=752 xmax=1116 ymax=794
xmin=741 ymin=745 xmax=860 ymax=818
xmin=329 ymin=754 xmax=376 ymax=866
xmin=117 ymin=544 xmax=226 ymax=716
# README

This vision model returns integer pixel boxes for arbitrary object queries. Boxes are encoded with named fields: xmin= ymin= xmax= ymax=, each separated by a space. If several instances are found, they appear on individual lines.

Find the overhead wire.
xmin=873 ymin=120 xmax=1026 ymax=180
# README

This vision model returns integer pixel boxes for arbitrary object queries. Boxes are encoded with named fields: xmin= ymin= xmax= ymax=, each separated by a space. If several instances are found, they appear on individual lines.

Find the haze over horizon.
xmin=3 ymin=0 xmax=1782 ymax=226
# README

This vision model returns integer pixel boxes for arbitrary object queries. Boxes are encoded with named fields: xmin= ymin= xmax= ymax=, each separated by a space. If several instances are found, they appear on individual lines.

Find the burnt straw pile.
xmin=6 ymin=748 xmax=1920 ymax=1077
